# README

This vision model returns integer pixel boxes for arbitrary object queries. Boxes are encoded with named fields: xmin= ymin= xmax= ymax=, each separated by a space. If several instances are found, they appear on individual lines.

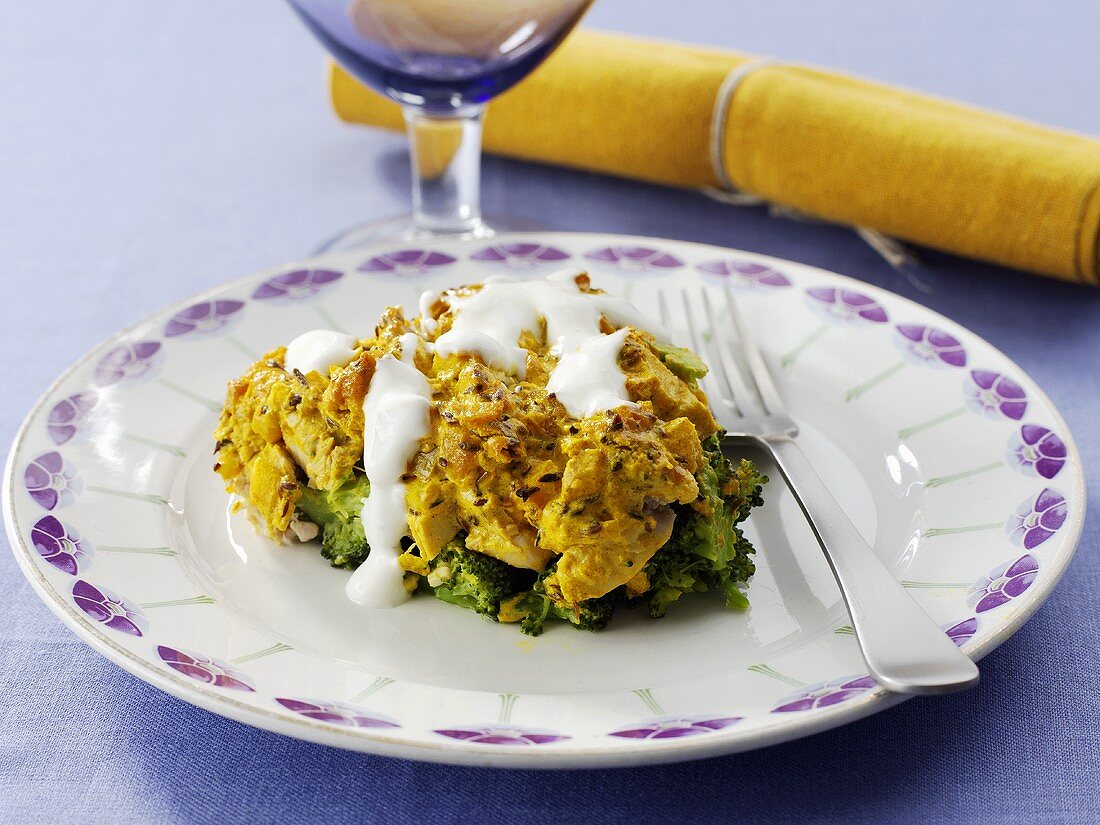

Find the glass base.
xmin=312 ymin=214 xmax=539 ymax=255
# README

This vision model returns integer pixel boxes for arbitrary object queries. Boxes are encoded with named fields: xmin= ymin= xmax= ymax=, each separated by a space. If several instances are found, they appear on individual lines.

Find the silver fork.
xmin=660 ymin=286 xmax=979 ymax=695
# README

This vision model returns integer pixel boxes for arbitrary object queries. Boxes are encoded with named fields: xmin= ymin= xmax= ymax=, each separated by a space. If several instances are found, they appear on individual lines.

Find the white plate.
xmin=4 ymin=233 xmax=1083 ymax=767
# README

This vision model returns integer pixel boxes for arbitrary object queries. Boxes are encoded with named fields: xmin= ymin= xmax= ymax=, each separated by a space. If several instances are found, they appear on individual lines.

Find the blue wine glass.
xmin=287 ymin=0 xmax=593 ymax=250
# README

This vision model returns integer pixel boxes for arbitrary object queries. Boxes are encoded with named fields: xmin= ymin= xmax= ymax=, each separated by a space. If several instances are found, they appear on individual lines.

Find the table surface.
xmin=2 ymin=2 xmax=1097 ymax=823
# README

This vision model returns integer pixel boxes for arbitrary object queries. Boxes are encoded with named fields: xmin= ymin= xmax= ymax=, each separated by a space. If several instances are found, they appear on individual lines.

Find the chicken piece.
xmin=214 ymin=346 xmax=373 ymax=536
xmin=246 ymin=443 xmax=301 ymax=536
xmin=274 ymin=371 xmax=363 ymax=491
xmin=464 ymin=511 xmax=545 ymax=571
xmin=320 ymin=352 xmax=375 ymax=444
xmin=427 ymin=356 xmax=557 ymax=571
xmin=214 ymin=349 xmax=292 ymax=487
xmin=405 ymin=447 xmax=460 ymax=560
xmin=540 ymin=409 xmax=701 ymax=603
xmin=619 ymin=331 xmax=718 ymax=437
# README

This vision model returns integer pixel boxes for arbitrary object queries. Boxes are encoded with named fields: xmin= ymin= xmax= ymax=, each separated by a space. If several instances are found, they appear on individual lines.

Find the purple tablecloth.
xmin=2 ymin=2 xmax=1097 ymax=822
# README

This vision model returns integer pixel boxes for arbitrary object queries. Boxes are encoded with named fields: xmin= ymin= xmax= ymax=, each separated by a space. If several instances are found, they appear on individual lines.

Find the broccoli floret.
xmin=504 ymin=572 xmax=617 ymax=636
xmin=643 ymin=434 xmax=766 ymax=618
xmin=296 ymin=474 xmax=371 ymax=570
xmin=318 ymin=520 xmax=370 ymax=570
xmin=651 ymin=340 xmax=709 ymax=385
xmin=428 ymin=541 xmax=525 ymax=619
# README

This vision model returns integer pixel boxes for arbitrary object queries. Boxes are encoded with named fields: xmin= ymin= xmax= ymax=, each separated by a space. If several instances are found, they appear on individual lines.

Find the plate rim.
xmin=3 ymin=231 xmax=1086 ymax=768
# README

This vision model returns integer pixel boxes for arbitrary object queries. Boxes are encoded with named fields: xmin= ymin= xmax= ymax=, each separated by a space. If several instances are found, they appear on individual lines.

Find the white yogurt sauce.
xmin=418 ymin=289 xmax=440 ymax=334
xmin=345 ymin=332 xmax=431 ymax=608
xmin=545 ymin=327 xmax=636 ymax=418
xmin=433 ymin=328 xmax=513 ymax=372
xmin=284 ymin=330 xmax=357 ymax=375
xmin=429 ymin=270 xmax=657 ymax=379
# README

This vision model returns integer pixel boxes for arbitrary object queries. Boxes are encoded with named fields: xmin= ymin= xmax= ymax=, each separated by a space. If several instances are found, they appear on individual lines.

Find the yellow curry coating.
xmin=214 ymin=276 xmax=719 ymax=604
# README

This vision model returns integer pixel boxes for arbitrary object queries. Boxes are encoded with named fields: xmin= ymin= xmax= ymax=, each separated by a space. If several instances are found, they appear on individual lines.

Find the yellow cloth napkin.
xmin=331 ymin=30 xmax=1100 ymax=284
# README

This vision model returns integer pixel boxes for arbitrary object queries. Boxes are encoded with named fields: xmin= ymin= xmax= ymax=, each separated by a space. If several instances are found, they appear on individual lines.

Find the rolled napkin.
xmin=331 ymin=30 xmax=1100 ymax=284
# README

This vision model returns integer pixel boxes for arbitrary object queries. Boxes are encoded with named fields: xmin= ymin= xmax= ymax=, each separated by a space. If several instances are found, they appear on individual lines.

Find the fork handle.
xmin=761 ymin=437 xmax=979 ymax=694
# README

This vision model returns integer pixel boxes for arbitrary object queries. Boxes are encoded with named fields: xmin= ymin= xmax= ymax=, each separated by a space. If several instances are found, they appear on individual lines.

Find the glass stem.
xmin=402 ymin=105 xmax=487 ymax=238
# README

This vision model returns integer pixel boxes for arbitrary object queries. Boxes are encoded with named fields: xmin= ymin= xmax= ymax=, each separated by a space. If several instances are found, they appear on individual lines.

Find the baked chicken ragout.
xmin=214 ymin=271 xmax=765 ymax=634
